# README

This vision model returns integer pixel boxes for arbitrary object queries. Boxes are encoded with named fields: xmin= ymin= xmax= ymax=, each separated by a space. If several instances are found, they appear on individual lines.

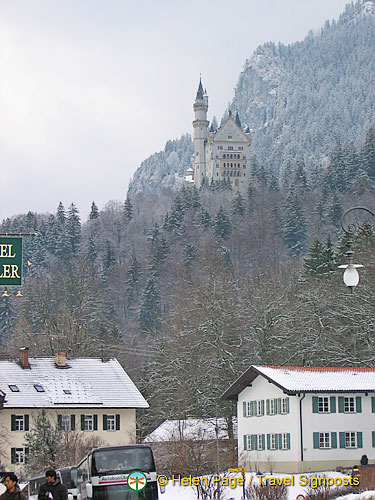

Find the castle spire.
xmin=235 ymin=111 xmax=242 ymax=128
xmin=196 ymin=78 xmax=204 ymax=100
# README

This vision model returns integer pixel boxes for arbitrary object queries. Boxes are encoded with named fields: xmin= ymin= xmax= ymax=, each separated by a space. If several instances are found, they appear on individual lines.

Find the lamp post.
xmin=338 ymin=207 xmax=374 ymax=291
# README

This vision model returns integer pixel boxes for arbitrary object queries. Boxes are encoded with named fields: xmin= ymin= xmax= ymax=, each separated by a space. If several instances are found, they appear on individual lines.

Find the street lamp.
xmin=339 ymin=207 xmax=374 ymax=291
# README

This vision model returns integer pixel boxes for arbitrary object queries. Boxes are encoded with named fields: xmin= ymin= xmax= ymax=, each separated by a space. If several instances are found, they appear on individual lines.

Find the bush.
xmin=361 ymin=454 xmax=369 ymax=466
xmin=245 ymin=482 xmax=287 ymax=500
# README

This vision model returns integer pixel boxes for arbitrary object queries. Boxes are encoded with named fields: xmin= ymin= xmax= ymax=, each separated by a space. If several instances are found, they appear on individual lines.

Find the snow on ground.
xmin=160 ymin=471 xmax=374 ymax=500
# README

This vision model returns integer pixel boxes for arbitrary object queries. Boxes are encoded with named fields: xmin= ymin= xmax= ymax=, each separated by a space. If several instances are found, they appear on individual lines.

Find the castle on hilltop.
xmin=186 ymin=79 xmax=251 ymax=194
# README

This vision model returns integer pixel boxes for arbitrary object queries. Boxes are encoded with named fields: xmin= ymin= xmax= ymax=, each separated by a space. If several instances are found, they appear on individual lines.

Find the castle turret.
xmin=193 ymin=78 xmax=209 ymax=189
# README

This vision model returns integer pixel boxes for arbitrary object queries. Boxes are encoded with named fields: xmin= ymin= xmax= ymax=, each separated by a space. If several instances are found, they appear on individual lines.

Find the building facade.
xmin=222 ymin=365 xmax=375 ymax=473
xmin=191 ymin=79 xmax=251 ymax=194
xmin=0 ymin=349 xmax=148 ymax=474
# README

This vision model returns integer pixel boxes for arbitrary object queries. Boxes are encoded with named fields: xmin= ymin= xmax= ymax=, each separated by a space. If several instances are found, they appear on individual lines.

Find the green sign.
xmin=0 ymin=237 xmax=23 ymax=285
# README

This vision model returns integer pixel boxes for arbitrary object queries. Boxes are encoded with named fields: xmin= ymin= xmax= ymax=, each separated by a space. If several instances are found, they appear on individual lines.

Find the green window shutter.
xmin=116 ymin=414 xmax=120 ymax=431
xmin=356 ymin=397 xmax=362 ymax=413
xmin=243 ymin=435 xmax=247 ymax=450
xmin=251 ymin=401 xmax=256 ymax=417
xmin=243 ymin=402 xmax=247 ymax=417
xmin=251 ymin=435 xmax=257 ymax=450
xmin=262 ymin=434 xmax=265 ymax=450
xmin=261 ymin=400 xmax=265 ymax=416
xmin=357 ymin=432 xmax=363 ymax=448
xmin=267 ymin=434 xmax=271 ymax=450
xmin=57 ymin=415 xmax=62 ymax=431
xmin=372 ymin=431 xmax=375 ymax=448
xmin=81 ymin=415 xmax=85 ymax=431
xmin=93 ymin=415 xmax=98 ymax=431
xmin=266 ymin=399 xmax=270 ymax=415
xmin=277 ymin=398 xmax=281 ymax=414
xmin=339 ymin=432 xmax=345 ymax=448
xmin=313 ymin=432 xmax=320 ymax=449
xmin=287 ymin=433 xmax=291 ymax=450
xmin=278 ymin=433 xmax=282 ymax=450
xmin=11 ymin=415 xmax=16 ymax=431
xmin=330 ymin=397 xmax=336 ymax=413
xmin=338 ymin=397 xmax=344 ymax=413
xmin=11 ymin=448 xmax=16 ymax=464
xmin=331 ymin=432 xmax=337 ymax=449
xmin=24 ymin=415 xmax=29 ymax=431
xmin=285 ymin=397 xmax=290 ymax=414
xmin=71 ymin=415 xmax=75 ymax=431
xmin=372 ymin=397 xmax=375 ymax=413
xmin=312 ymin=397 xmax=318 ymax=413
xmin=103 ymin=415 xmax=108 ymax=431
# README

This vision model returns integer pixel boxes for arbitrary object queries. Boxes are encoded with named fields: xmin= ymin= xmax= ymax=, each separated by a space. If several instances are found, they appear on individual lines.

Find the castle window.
xmin=228 ymin=135 xmax=232 ymax=139
xmin=243 ymin=165 xmax=246 ymax=169
xmin=230 ymin=172 xmax=233 ymax=177
xmin=231 ymin=163 xmax=233 ymax=168
xmin=217 ymin=173 xmax=219 ymax=177
xmin=244 ymin=173 xmax=246 ymax=176
xmin=218 ymin=146 xmax=223 ymax=150
xmin=230 ymin=154 xmax=233 ymax=159
xmin=228 ymin=146 xmax=233 ymax=151
xmin=216 ymin=164 xmax=219 ymax=168
xmin=239 ymin=146 xmax=243 ymax=151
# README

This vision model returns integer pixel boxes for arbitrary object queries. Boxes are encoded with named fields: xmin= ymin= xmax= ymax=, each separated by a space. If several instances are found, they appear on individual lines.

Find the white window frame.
xmin=269 ymin=399 xmax=276 ymax=415
xmin=344 ymin=397 xmax=355 ymax=413
xmin=60 ymin=415 xmax=71 ymax=431
xmin=319 ymin=432 xmax=331 ymax=449
xmin=246 ymin=401 xmax=252 ymax=417
xmin=318 ymin=397 xmax=329 ymax=413
xmin=106 ymin=415 xmax=116 ymax=432
xmin=15 ymin=448 xmax=25 ymax=464
xmin=270 ymin=434 xmax=277 ymax=450
xmin=14 ymin=415 xmax=24 ymax=432
xmin=345 ymin=432 xmax=357 ymax=448
xmin=246 ymin=434 xmax=252 ymax=451
xmin=84 ymin=415 xmax=94 ymax=431
xmin=257 ymin=434 xmax=263 ymax=451
xmin=256 ymin=400 xmax=263 ymax=416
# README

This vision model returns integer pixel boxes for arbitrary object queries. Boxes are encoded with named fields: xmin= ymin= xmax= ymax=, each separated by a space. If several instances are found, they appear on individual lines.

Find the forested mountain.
xmin=129 ymin=0 xmax=375 ymax=194
xmin=1 ymin=126 xmax=375 ymax=441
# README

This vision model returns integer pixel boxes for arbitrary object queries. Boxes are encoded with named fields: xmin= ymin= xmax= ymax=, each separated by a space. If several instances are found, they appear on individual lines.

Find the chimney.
xmin=55 ymin=352 xmax=66 ymax=368
xmin=19 ymin=347 xmax=29 ymax=369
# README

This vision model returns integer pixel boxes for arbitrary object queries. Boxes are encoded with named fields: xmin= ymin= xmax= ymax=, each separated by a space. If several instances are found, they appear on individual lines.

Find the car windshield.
xmin=93 ymin=483 xmax=157 ymax=500
xmin=93 ymin=448 xmax=155 ymax=474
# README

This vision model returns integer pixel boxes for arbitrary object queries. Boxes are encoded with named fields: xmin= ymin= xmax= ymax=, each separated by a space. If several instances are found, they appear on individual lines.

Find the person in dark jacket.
xmin=0 ymin=473 xmax=26 ymax=500
xmin=38 ymin=469 xmax=67 ymax=500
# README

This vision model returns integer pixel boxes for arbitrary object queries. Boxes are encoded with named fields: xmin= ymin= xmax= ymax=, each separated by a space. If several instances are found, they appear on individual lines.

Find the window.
xmin=216 ymin=164 xmax=219 ymax=168
xmin=269 ymin=399 xmax=276 ymax=415
xmin=14 ymin=415 xmax=24 ymax=431
xmin=228 ymin=146 xmax=233 ymax=151
xmin=106 ymin=415 xmax=116 ymax=431
xmin=9 ymin=385 xmax=19 ymax=392
xmin=11 ymin=447 xmax=28 ymax=464
xmin=282 ymin=433 xmax=289 ymax=450
xmin=34 ymin=384 xmax=45 ymax=392
xmin=256 ymin=400 xmax=263 ymax=416
xmin=239 ymin=146 xmax=243 ymax=151
xmin=63 ymin=389 xmax=72 ymax=395
xmin=270 ymin=434 xmax=277 ymax=450
xmin=257 ymin=434 xmax=264 ymax=450
xmin=60 ymin=415 xmax=71 ymax=431
xmin=344 ymin=397 xmax=355 ymax=413
xmin=319 ymin=432 xmax=331 ymax=449
xmin=228 ymin=135 xmax=232 ymax=139
xmin=84 ymin=415 xmax=93 ymax=431
xmin=345 ymin=432 xmax=357 ymax=448
xmin=318 ymin=397 xmax=329 ymax=413
xmin=218 ymin=146 xmax=223 ymax=150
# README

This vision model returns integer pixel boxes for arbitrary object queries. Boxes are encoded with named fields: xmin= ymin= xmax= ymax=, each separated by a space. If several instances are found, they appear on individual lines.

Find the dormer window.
xmin=9 ymin=385 xmax=19 ymax=392
xmin=63 ymin=389 xmax=72 ymax=395
xmin=34 ymin=385 xmax=45 ymax=392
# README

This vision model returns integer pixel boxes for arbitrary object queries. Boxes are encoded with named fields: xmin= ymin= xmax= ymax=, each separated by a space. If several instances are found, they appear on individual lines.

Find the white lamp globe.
xmin=343 ymin=265 xmax=360 ymax=288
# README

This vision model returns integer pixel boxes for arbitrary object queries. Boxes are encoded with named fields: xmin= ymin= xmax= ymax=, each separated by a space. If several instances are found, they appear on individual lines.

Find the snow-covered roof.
xmin=144 ymin=417 xmax=237 ymax=443
xmin=0 ymin=357 xmax=148 ymax=409
xmin=222 ymin=365 xmax=375 ymax=400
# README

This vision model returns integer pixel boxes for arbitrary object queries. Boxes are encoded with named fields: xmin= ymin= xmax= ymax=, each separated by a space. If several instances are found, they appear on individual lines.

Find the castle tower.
xmin=192 ymin=78 xmax=209 ymax=188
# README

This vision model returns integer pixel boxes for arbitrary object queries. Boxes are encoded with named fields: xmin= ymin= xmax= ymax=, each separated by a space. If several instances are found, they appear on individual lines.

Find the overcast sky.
xmin=0 ymin=0 xmax=350 ymax=221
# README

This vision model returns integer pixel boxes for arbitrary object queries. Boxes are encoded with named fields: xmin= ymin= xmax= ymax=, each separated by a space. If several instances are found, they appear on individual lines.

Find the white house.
xmin=222 ymin=365 xmax=375 ymax=473
xmin=0 ymin=348 xmax=148 ymax=473
xmin=191 ymin=79 xmax=251 ymax=194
